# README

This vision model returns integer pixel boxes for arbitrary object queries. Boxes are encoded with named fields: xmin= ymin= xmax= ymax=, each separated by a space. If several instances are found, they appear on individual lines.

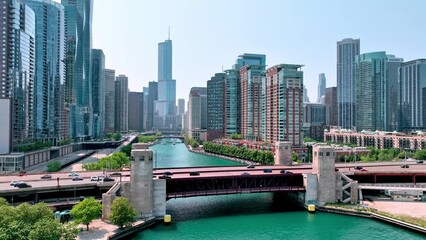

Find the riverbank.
xmin=186 ymin=144 xmax=256 ymax=166
xmin=320 ymin=202 xmax=426 ymax=235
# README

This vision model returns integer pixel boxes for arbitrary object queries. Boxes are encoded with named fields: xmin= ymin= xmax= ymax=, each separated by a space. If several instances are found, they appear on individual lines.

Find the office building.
xmin=62 ymin=0 xmax=93 ymax=140
xmin=303 ymin=86 xmax=310 ymax=103
xmin=128 ymin=92 xmax=144 ymax=132
xmin=156 ymin=36 xmax=177 ymax=129
xmin=115 ymin=75 xmax=128 ymax=133
xmin=386 ymin=56 xmax=404 ymax=131
xmin=142 ymin=87 xmax=149 ymax=131
xmin=92 ymin=49 xmax=105 ymax=138
xmin=240 ymin=65 xmax=264 ymax=141
xmin=178 ymin=98 xmax=185 ymax=115
xmin=337 ymin=38 xmax=360 ymax=129
xmin=224 ymin=69 xmax=240 ymax=135
xmin=317 ymin=73 xmax=326 ymax=103
xmin=0 ymin=98 xmax=12 ymax=154
xmin=0 ymin=0 xmax=36 ymax=149
xmin=400 ymin=59 xmax=426 ymax=131
xmin=262 ymin=64 xmax=304 ymax=146
xmin=325 ymin=87 xmax=338 ymax=126
xmin=207 ymin=73 xmax=226 ymax=140
xmin=104 ymin=69 xmax=116 ymax=133
xmin=146 ymin=81 xmax=158 ymax=131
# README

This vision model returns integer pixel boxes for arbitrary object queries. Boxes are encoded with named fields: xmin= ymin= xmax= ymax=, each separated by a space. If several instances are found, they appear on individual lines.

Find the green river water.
xmin=132 ymin=142 xmax=425 ymax=240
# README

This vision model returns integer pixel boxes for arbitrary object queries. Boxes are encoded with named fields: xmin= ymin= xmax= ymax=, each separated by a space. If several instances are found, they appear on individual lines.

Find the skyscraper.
xmin=156 ymin=36 xmax=176 ymax=129
xmin=188 ymin=87 xmax=207 ymax=140
xmin=25 ymin=0 xmax=65 ymax=143
xmin=62 ymin=0 xmax=93 ymax=140
xmin=317 ymin=73 xmax=326 ymax=103
xmin=337 ymin=38 xmax=360 ymax=129
xmin=115 ymin=75 xmax=128 ymax=133
xmin=128 ymin=92 xmax=144 ymax=132
xmin=233 ymin=53 xmax=266 ymax=70
xmin=240 ymin=65 xmax=264 ymax=141
xmin=224 ymin=69 xmax=241 ymax=135
xmin=355 ymin=52 xmax=389 ymax=131
xmin=207 ymin=73 xmax=226 ymax=141
xmin=104 ymin=69 xmax=116 ymax=133
xmin=399 ymin=59 xmax=426 ymax=131
xmin=386 ymin=56 xmax=404 ymax=131
xmin=262 ymin=64 xmax=304 ymax=146
xmin=92 ymin=49 xmax=105 ymax=138
xmin=178 ymin=99 xmax=185 ymax=115
xmin=325 ymin=87 xmax=338 ymax=126
xmin=0 ymin=0 xmax=36 ymax=149
xmin=146 ymin=81 xmax=158 ymax=131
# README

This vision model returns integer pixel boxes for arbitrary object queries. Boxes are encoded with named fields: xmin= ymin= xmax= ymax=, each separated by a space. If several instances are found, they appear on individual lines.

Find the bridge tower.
xmin=274 ymin=141 xmax=292 ymax=165
xmin=312 ymin=144 xmax=336 ymax=204
xmin=130 ymin=143 xmax=154 ymax=218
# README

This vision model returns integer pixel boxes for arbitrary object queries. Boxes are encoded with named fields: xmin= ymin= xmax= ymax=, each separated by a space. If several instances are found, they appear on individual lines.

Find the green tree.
xmin=61 ymin=222 xmax=80 ymax=240
xmin=112 ymin=133 xmax=122 ymax=141
xmin=70 ymin=197 xmax=102 ymax=231
xmin=28 ymin=219 xmax=61 ymax=240
xmin=0 ymin=198 xmax=9 ymax=207
xmin=229 ymin=133 xmax=243 ymax=140
xmin=47 ymin=161 xmax=61 ymax=172
xmin=291 ymin=151 xmax=298 ymax=162
xmin=109 ymin=197 xmax=137 ymax=229
xmin=414 ymin=149 xmax=426 ymax=160
xmin=155 ymin=132 xmax=162 ymax=136
xmin=120 ymin=144 xmax=132 ymax=157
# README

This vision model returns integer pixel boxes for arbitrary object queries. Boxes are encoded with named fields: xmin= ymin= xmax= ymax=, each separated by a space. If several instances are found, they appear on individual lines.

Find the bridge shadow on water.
xmin=163 ymin=192 xmax=304 ymax=223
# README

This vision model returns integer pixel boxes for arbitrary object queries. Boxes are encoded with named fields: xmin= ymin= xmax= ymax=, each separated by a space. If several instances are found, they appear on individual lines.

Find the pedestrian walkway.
xmin=77 ymin=219 xmax=144 ymax=240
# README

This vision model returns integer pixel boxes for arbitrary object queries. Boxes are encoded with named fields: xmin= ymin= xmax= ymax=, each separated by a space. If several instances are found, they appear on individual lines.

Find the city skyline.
xmin=59 ymin=0 xmax=426 ymax=103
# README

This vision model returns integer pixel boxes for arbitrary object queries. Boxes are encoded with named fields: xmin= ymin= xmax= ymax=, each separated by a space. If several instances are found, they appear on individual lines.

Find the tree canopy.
xmin=70 ymin=197 xmax=102 ymax=231
xmin=83 ymin=152 xmax=130 ymax=171
xmin=109 ymin=197 xmax=137 ymax=229
xmin=0 ymin=199 xmax=78 ymax=240
xmin=47 ymin=161 xmax=61 ymax=172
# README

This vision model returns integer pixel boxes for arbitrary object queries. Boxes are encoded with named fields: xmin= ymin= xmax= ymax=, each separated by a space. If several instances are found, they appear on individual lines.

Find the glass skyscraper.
xmin=0 ymin=0 xmax=36 ymax=149
xmin=337 ymin=38 xmax=360 ymax=129
xmin=92 ymin=49 xmax=105 ymax=139
xmin=25 ymin=0 xmax=65 ymax=142
xmin=224 ymin=69 xmax=240 ymax=135
xmin=104 ymin=69 xmax=116 ymax=133
xmin=317 ymin=73 xmax=326 ymax=103
xmin=62 ymin=0 xmax=93 ymax=140
xmin=207 ymin=73 xmax=226 ymax=140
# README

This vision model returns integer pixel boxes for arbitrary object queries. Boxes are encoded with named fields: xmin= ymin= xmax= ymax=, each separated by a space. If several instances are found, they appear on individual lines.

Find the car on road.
xmin=16 ymin=182 xmax=32 ymax=188
xmin=69 ymin=172 xmax=79 ymax=177
xmin=417 ymin=160 xmax=424 ymax=164
xmin=280 ymin=170 xmax=292 ymax=174
xmin=159 ymin=175 xmax=171 ymax=179
xmin=110 ymin=172 xmax=122 ymax=176
xmin=359 ymin=168 xmax=368 ymax=172
xmin=103 ymin=177 xmax=115 ymax=182
xmin=41 ymin=174 xmax=52 ymax=180
xmin=10 ymin=180 xmax=22 ymax=186
xmin=354 ymin=166 xmax=363 ymax=170
xmin=401 ymin=164 xmax=409 ymax=168
xmin=263 ymin=169 xmax=273 ymax=173
xmin=90 ymin=176 xmax=98 ymax=181
xmin=189 ymin=171 xmax=200 ymax=176
xmin=18 ymin=171 xmax=27 ymax=176
xmin=72 ymin=177 xmax=83 ymax=181
xmin=241 ymin=172 xmax=250 ymax=176
xmin=247 ymin=164 xmax=255 ymax=169
xmin=164 ymin=171 xmax=173 ymax=176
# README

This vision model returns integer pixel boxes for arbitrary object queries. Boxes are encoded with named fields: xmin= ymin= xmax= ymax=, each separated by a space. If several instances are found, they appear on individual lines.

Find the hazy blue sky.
xmin=58 ymin=0 xmax=426 ymax=102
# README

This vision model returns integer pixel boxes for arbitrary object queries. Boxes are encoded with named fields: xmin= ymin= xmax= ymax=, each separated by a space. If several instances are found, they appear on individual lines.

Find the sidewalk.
xmin=77 ymin=219 xmax=145 ymax=240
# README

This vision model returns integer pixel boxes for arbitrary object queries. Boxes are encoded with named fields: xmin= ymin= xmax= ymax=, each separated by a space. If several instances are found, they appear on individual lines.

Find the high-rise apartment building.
xmin=142 ymin=87 xmax=149 ymax=130
xmin=262 ymin=64 xmax=304 ymax=146
xmin=399 ymin=59 xmax=426 ymax=131
xmin=104 ymin=69 xmax=115 ymax=133
xmin=115 ymin=75 xmax=128 ymax=133
xmin=178 ymin=98 xmax=185 ymax=115
xmin=233 ymin=53 xmax=266 ymax=70
xmin=224 ymin=69 xmax=240 ymax=135
xmin=188 ymin=87 xmax=207 ymax=140
xmin=317 ymin=73 xmax=326 ymax=103
xmin=0 ymin=98 xmax=12 ymax=154
xmin=128 ymin=92 xmax=144 ymax=132
xmin=62 ymin=0 xmax=93 ymax=140
xmin=325 ymin=87 xmax=338 ymax=126
xmin=337 ymin=38 xmax=360 ymax=129
xmin=92 ymin=49 xmax=105 ymax=139
xmin=25 ymin=0 xmax=65 ymax=143
xmin=207 ymin=73 xmax=226 ymax=141
xmin=240 ymin=65 xmax=264 ymax=141
xmin=355 ymin=52 xmax=389 ymax=131
xmin=0 ymin=0 xmax=36 ymax=149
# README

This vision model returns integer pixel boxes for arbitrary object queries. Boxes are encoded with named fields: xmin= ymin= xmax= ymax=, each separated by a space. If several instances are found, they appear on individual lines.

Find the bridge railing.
xmin=359 ymin=183 xmax=426 ymax=188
